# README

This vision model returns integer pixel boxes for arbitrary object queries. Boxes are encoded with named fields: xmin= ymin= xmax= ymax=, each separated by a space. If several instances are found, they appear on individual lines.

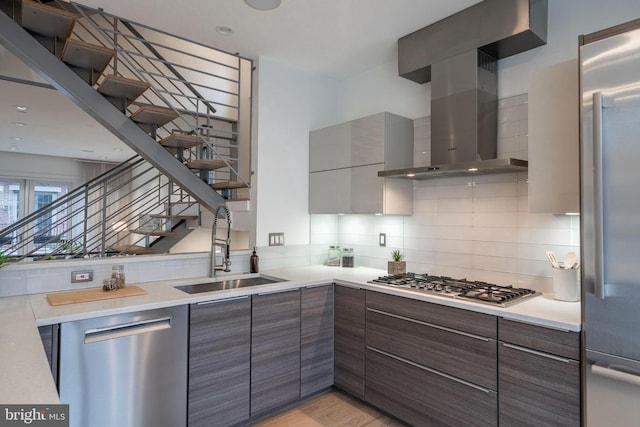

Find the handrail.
xmin=0 ymin=155 xmax=201 ymax=263
xmin=0 ymin=156 xmax=143 ymax=236
xmin=71 ymin=3 xmax=249 ymax=188
xmin=119 ymin=20 xmax=219 ymax=115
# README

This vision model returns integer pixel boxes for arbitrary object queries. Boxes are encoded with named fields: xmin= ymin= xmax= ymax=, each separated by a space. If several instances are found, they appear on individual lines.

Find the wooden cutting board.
xmin=47 ymin=285 xmax=147 ymax=306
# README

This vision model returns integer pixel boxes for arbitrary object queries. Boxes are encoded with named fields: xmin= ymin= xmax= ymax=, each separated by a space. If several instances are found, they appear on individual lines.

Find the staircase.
xmin=0 ymin=0 xmax=253 ymax=261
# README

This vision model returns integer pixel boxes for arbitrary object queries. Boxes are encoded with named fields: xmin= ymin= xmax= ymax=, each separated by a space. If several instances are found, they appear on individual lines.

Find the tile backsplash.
xmin=310 ymin=94 xmax=580 ymax=293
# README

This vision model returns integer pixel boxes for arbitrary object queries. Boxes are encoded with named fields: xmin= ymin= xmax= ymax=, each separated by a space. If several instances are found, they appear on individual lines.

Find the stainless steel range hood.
xmin=380 ymin=0 xmax=547 ymax=180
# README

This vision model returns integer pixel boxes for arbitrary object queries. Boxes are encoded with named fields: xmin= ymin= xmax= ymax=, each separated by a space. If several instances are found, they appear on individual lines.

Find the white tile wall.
xmin=311 ymin=93 xmax=580 ymax=293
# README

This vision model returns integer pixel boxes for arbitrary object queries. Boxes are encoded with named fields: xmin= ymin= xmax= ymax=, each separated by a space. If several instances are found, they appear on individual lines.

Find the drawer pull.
xmin=196 ymin=295 xmax=249 ymax=306
xmin=304 ymin=283 xmax=333 ymax=289
xmin=501 ymin=317 xmax=574 ymax=333
xmin=367 ymin=346 xmax=495 ymax=394
xmin=367 ymin=308 xmax=491 ymax=342
xmin=502 ymin=342 xmax=573 ymax=363
xmin=257 ymin=288 xmax=298 ymax=296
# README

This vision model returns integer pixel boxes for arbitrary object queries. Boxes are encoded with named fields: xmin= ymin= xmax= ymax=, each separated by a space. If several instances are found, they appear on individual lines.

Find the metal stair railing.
xmin=0 ymin=155 xmax=201 ymax=264
xmin=69 ymin=2 xmax=250 ymax=191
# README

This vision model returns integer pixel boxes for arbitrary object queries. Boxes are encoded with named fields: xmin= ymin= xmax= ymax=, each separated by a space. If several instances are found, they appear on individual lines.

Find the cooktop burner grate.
xmin=369 ymin=273 xmax=540 ymax=307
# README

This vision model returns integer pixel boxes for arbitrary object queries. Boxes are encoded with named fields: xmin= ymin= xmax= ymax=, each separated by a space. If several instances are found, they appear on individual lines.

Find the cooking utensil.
xmin=546 ymin=251 xmax=560 ymax=268
xmin=564 ymin=251 xmax=577 ymax=269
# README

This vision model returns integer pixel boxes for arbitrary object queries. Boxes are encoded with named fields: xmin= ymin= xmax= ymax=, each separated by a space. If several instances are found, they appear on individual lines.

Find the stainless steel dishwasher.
xmin=59 ymin=305 xmax=188 ymax=427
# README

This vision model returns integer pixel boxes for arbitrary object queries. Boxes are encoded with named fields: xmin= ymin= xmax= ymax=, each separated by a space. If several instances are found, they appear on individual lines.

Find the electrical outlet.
xmin=379 ymin=233 xmax=386 ymax=247
xmin=71 ymin=270 xmax=93 ymax=283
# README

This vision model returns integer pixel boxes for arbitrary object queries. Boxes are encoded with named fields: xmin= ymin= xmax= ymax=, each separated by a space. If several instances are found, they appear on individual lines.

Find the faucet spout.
xmin=210 ymin=205 xmax=232 ymax=278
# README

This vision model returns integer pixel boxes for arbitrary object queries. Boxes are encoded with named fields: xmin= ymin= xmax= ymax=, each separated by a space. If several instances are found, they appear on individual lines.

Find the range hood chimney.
xmin=380 ymin=0 xmax=547 ymax=180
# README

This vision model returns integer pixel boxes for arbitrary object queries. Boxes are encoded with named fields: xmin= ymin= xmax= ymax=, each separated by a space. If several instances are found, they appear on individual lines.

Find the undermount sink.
xmin=174 ymin=275 xmax=287 ymax=294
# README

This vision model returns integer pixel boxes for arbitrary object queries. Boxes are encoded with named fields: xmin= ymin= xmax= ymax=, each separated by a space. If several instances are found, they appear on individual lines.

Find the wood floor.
xmin=249 ymin=390 xmax=407 ymax=427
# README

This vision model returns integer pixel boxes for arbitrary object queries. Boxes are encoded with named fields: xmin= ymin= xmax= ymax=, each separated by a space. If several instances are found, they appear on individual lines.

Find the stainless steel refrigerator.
xmin=581 ymin=19 xmax=640 ymax=426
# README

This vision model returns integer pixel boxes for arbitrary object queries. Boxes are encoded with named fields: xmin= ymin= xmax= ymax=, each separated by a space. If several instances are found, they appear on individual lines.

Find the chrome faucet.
xmin=210 ymin=205 xmax=232 ymax=277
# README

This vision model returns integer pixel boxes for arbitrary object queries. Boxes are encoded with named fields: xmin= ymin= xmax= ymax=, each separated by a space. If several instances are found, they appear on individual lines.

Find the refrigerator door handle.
xmin=591 ymin=364 xmax=640 ymax=387
xmin=592 ymin=91 xmax=606 ymax=299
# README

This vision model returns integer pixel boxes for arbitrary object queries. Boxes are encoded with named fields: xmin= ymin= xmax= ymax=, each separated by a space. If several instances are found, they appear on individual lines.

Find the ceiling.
xmin=0 ymin=0 xmax=482 ymax=162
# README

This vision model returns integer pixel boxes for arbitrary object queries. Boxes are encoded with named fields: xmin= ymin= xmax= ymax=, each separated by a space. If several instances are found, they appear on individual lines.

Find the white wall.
xmin=0 ymin=152 xmax=84 ymax=183
xmin=337 ymin=54 xmax=431 ymax=121
xmin=254 ymin=58 xmax=341 ymax=247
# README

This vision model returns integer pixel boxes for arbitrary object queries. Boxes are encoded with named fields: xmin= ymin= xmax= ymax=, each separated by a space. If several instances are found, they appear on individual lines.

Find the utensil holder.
xmin=552 ymin=267 xmax=580 ymax=302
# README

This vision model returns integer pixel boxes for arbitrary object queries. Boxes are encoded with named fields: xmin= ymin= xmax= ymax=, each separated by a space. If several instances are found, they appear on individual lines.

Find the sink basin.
xmin=175 ymin=276 xmax=287 ymax=294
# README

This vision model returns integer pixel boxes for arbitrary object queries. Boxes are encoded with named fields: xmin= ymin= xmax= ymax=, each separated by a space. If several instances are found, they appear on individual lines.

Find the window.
xmin=0 ymin=178 xmax=71 ymax=254
xmin=0 ymin=180 xmax=21 ymax=247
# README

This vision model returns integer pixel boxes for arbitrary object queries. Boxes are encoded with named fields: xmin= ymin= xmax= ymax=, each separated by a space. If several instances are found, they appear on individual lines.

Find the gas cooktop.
xmin=368 ymin=273 xmax=540 ymax=308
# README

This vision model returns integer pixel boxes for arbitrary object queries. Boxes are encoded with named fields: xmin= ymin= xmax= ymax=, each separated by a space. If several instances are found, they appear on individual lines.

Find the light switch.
xmin=269 ymin=232 xmax=285 ymax=246
xmin=379 ymin=233 xmax=386 ymax=247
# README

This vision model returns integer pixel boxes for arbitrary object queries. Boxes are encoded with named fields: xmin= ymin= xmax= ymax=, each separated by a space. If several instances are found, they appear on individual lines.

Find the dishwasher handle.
xmin=84 ymin=317 xmax=172 ymax=344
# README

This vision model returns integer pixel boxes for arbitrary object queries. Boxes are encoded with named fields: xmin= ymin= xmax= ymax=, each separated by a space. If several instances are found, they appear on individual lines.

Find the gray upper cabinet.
xmin=309 ymin=112 xmax=414 ymax=214
xmin=528 ymin=59 xmax=580 ymax=214
xmin=351 ymin=114 xmax=385 ymax=166
xmin=309 ymin=122 xmax=351 ymax=172
xmin=309 ymin=168 xmax=351 ymax=214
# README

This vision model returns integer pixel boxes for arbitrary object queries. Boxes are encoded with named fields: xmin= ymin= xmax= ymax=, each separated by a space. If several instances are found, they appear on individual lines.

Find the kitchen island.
xmin=0 ymin=265 xmax=581 ymax=413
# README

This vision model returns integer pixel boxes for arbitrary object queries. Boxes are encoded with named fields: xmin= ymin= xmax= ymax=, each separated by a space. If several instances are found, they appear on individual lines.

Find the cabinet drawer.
xmin=366 ymin=348 xmax=498 ymax=427
xmin=499 ymin=342 xmax=580 ymax=426
xmin=366 ymin=290 xmax=497 ymax=339
xmin=366 ymin=308 xmax=497 ymax=390
xmin=498 ymin=318 xmax=579 ymax=359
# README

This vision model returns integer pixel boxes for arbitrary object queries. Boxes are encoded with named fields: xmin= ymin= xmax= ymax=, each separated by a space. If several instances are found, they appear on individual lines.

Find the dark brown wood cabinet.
xmin=188 ymin=296 xmax=251 ymax=427
xmin=300 ymin=284 xmax=334 ymax=397
xmin=251 ymin=289 xmax=301 ymax=416
xmin=333 ymin=285 xmax=366 ymax=399
xmin=366 ymin=300 xmax=497 ymax=390
xmin=365 ymin=290 xmax=498 ymax=426
xmin=367 ymin=348 xmax=498 ymax=427
xmin=498 ymin=318 xmax=580 ymax=427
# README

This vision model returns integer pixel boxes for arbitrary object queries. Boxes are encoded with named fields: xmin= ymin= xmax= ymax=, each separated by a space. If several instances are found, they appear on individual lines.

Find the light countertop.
xmin=1 ymin=264 xmax=581 ymax=405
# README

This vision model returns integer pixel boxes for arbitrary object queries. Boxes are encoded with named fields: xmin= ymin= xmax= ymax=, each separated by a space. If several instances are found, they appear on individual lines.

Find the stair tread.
xmin=61 ymin=39 xmax=114 ymax=83
xmin=159 ymin=133 xmax=204 ymax=149
xmin=21 ymin=0 xmax=77 ymax=40
xmin=149 ymin=214 xmax=199 ymax=220
xmin=131 ymin=229 xmax=180 ymax=236
xmin=130 ymin=105 xmax=179 ymax=127
xmin=211 ymin=181 xmax=249 ymax=190
xmin=98 ymin=75 xmax=150 ymax=105
xmin=111 ymin=244 xmax=157 ymax=255
xmin=186 ymin=159 xmax=235 ymax=170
